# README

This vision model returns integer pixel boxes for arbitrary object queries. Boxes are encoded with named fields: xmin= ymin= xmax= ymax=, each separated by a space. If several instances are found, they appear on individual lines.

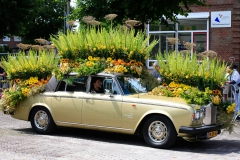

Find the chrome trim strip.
xmin=56 ymin=121 xmax=133 ymax=132
xmin=122 ymin=100 xmax=188 ymax=110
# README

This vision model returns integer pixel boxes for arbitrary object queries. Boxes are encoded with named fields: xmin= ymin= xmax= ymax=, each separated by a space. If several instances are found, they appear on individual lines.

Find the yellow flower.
xmin=86 ymin=61 xmax=93 ymax=67
xmin=15 ymin=79 xmax=21 ymax=83
xmin=107 ymin=57 xmax=112 ymax=62
xmin=186 ymin=75 xmax=189 ymax=79
xmin=93 ymin=48 xmax=96 ymax=51
xmin=88 ymin=56 xmax=93 ymax=61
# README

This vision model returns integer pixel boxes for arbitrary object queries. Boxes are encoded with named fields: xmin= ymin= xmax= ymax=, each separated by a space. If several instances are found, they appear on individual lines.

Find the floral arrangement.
xmin=103 ymin=58 xmax=143 ymax=75
xmin=157 ymin=52 xmax=226 ymax=91
xmin=51 ymin=27 xmax=158 ymax=64
xmin=0 ymin=50 xmax=58 ymax=113
xmin=55 ymin=55 xmax=145 ymax=80
xmin=150 ymin=52 xmax=237 ymax=133
xmin=149 ymin=81 xmax=217 ymax=105
xmin=50 ymin=26 xmax=158 ymax=80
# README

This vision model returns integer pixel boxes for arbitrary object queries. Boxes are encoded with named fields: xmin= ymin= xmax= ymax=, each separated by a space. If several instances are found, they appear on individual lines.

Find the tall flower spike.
xmin=200 ymin=50 xmax=217 ymax=60
xmin=35 ymin=38 xmax=48 ymax=45
xmin=31 ymin=45 xmax=44 ymax=51
xmin=183 ymin=42 xmax=196 ymax=51
xmin=166 ymin=38 xmax=179 ymax=45
xmin=67 ymin=20 xmax=76 ymax=26
xmin=17 ymin=43 xmax=32 ymax=50
xmin=104 ymin=14 xmax=118 ymax=21
xmin=125 ymin=20 xmax=142 ymax=28
xmin=88 ymin=20 xmax=101 ymax=26
xmin=82 ymin=16 xmax=95 ymax=23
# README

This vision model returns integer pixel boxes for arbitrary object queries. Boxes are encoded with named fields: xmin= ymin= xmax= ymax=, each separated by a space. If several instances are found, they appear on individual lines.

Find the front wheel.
xmin=30 ymin=107 xmax=56 ymax=134
xmin=142 ymin=115 xmax=177 ymax=148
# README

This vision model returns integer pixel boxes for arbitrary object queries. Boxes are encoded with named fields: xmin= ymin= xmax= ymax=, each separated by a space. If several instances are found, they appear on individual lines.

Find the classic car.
xmin=5 ymin=72 xmax=221 ymax=148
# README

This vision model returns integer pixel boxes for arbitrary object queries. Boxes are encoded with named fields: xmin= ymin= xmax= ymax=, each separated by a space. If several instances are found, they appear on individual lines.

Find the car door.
xmin=51 ymin=76 xmax=87 ymax=124
xmin=82 ymin=76 xmax=122 ymax=128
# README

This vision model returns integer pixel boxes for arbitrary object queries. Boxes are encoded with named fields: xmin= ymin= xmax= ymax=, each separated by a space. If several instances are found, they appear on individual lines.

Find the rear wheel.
xmin=30 ymin=107 xmax=56 ymax=134
xmin=142 ymin=115 xmax=177 ymax=148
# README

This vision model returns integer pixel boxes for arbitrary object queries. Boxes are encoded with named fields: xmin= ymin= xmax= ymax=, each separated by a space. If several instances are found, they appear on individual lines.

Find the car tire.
xmin=142 ymin=115 xmax=177 ymax=148
xmin=30 ymin=107 xmax=56 ymax=134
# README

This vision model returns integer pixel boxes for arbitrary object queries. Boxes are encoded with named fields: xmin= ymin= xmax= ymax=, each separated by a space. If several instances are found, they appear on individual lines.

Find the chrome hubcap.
xmin=34 ymin=110 xmax=49 ymax=130
xmin=148 ymin=121 xmax=167 ymax=142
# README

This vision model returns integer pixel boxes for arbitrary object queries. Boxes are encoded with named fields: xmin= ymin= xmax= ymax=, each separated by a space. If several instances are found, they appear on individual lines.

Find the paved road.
xmin=1 ymin=112 xmax=240 ymax=160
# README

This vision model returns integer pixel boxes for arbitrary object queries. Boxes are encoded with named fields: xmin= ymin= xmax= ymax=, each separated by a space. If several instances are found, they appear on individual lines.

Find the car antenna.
xmin=137 ymin=58 xmax=141 ymax=98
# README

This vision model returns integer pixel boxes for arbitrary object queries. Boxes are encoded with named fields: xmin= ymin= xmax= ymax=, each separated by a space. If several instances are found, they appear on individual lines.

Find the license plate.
xmin=207 ymin=131 xmax=218 ymax=138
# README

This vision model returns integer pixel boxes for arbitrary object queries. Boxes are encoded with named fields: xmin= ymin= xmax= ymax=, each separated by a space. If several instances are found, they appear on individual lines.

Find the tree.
xmin=0 ymin=0 xmax=35 ymax=38
xmin=23 ymin=0 xmax=66 ymax=43
xmin=0 ymin=0 xmax=67 ymax=43
xmin=71 ymin=0 xmax=207 ymax=25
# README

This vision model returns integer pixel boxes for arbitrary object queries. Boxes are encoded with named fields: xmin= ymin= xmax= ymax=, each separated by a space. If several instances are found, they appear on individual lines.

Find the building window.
xmin=3 ymin=36 xmax=10 ymax=42
xmin=14 ymin=36 xmax=21 ymax=42
xmin=146 ymin=12 xmax=209 ymax=68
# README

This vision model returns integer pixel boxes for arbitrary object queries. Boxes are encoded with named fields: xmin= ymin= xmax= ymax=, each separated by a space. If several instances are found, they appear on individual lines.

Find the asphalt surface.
xmin=1 ymin=112 xmax=240 ymax=160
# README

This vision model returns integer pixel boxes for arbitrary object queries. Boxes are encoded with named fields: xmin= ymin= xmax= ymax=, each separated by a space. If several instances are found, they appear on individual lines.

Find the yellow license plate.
xmin=207 ymin=131 xmax=218 ymax=138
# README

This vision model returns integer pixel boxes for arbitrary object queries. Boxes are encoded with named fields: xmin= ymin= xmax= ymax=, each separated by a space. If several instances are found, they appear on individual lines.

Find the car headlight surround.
xmin=192 ymin=108 xmax=204 ymax=121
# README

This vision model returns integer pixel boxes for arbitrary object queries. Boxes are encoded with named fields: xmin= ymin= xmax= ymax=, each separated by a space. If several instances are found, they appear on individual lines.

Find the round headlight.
xmin=195 ymin=111 xmax=200 ymax=119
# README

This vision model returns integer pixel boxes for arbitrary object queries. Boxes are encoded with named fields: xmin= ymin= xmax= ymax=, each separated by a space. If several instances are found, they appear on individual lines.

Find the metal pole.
xmin=67 ymin=0 xmax=70 ymax=31
xmin=64 ymin=5 xmax=66 ymax=34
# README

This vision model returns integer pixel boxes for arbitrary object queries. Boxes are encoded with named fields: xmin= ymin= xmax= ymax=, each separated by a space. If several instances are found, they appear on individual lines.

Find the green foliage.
xmin=139 ymin=67 xmax=160 ymax=91
xmin=51 ymin=27 xmax=158 ymax=63
xmin=74 ymin=57 xmax=106 ymax=76
xmin=71 ymin=0 xmax=207 ymax=25
xmin=0 ymin=45 xmax=10 ymax=53
xmin=0 ymin=0 xmax=35 ymax=38
xmin=179 ymin=87 xmax=211 ymax=105
xmin=1 ymin=50 xmax=58 ymax=80
xmin=22 ymin=0 xmax=66 ymax=43
xmin=157 ymin=52 xmax=227 ymax=91
xmin=0 ymin=0 xmax=66 ymax=42
xmin=216 ymin=106 xmax=235 ymax=134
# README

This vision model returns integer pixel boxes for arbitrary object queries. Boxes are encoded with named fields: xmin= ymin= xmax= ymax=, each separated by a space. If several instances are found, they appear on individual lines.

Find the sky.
xmin=70 ymin=0 xmax=76 ymax=7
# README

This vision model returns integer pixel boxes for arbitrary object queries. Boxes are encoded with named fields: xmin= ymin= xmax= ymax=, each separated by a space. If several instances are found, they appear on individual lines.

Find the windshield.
xmin=116 ymin=76 xmax=147 ymax=95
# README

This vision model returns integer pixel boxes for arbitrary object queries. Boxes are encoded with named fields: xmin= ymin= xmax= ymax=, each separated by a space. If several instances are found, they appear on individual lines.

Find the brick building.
xmin=191 ymin=0 xmax=240 ymax=65
xmin=146 ymin=0 xmax=240 ymax=68
xmin=0 ymin=36 xmax=23 ymax=53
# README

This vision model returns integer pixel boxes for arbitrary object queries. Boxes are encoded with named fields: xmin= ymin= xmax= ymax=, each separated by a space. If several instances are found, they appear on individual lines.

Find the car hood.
xmin=123 ymin=93 xmax=192 ymax=110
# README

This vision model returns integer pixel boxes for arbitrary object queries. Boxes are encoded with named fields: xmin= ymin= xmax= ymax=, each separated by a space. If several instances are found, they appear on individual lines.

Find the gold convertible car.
xmin=6 ymin=73 xmax=221 ymax=148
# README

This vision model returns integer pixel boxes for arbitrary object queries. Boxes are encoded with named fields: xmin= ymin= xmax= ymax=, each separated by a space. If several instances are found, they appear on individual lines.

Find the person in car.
xmin=91 ymin=77 xmax=104 ymax=93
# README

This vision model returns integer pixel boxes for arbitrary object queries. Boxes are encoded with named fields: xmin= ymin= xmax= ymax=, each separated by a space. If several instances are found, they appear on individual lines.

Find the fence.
xmin=228 ymin=84 xmax=240 ymax=121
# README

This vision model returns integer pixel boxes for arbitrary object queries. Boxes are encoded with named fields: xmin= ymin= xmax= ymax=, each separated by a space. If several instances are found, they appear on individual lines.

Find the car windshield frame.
xmin=116 ymin=75 xmax=147 ymax=95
